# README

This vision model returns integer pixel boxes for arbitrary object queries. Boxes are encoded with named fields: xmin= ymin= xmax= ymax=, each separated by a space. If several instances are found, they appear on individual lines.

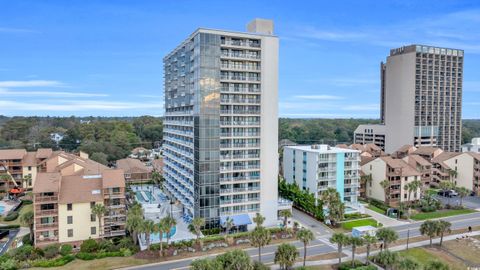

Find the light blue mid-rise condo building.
xmin=282 ymin=145 xmax=360 ymax=208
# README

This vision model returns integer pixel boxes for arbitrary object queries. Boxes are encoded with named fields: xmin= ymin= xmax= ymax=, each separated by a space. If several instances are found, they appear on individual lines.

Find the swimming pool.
xmin=135 ymin=191 xmax=155 ymax=203
xmin=149 ymin=226 xmax=176 ymax=242
xmin=0 ymin=206 xmax=4 ymax=215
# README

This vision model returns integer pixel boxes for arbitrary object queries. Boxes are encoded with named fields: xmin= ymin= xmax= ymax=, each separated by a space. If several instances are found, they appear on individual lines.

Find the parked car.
xmin=437 ymin=190 xmax=458 ymax=197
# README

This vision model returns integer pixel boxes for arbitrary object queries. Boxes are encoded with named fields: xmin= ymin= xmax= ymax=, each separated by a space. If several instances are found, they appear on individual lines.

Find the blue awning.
xmin=220 ymin=214 xmax=252 ymax=227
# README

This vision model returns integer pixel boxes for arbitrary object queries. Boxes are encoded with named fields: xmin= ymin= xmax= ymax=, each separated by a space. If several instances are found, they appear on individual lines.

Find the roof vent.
xmin=83 ymin=175 xmax=102 ymax=179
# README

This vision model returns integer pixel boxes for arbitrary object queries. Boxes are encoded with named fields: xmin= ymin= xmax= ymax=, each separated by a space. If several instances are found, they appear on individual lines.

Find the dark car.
xmin=437 ymin=190 xmax=458 ymax=198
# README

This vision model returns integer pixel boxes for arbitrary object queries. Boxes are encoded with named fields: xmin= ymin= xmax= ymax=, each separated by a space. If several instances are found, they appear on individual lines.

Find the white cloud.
xmin=0 ymin=88 xmax=108 ymax=97
xmin=0 ymin=80 xmax=63 ymax=87
xmin=294 ymin=95 xmax=343 ymax=100
xmin=0 ymin=100 xmax=164 ymax=112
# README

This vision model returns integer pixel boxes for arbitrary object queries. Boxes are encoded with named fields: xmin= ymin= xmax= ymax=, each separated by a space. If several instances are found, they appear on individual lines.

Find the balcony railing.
xmin=36 ymin=223 xmax=58 ymax=230
xmin=35 ymin=209 xmax=58 ymax=216
xmin=34 ymin=196 xmax=59 ymax=203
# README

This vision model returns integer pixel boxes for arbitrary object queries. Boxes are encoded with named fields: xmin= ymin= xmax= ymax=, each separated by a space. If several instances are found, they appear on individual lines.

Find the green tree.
xmin=424 ymin=260 xmax=449 ymax=270
xmin=439 ymin=180 xmax=454 ymax=206
xmin=330 ymin=232 xmax=349 ymax=264
xmin=374 ymin=250 xmax=398 ymax=270
xmin=126 ymin=204 xmax=143 ymax=245
xmin=296 ymin=228 xmax=315 ymax=266
xmin=380 ymin=179 xmax=390 ymax=204
xmin=155 ymin=219 xmax=169 ymax=256
xmin=140 ymin=219 xmax=155 ymax=249
xmin=362 ymin=234 xmax=377 ymax=265
xmin=190 ymin=257 xmax=221 ymax=270
xmin=274 ymin=243 xmax=299 ymax=270
xmin=252 ymin=213 xmax=265 ymax=228
xmin=217 ymin=249 xmax=253 ymax=270
xmin=436 ymin=220 xmax=452 ymax=247
xmin=320 ymin=188 xmax=345 ymax=226
xmin=376 ymin=228 xmax=398 ymax=251
xmin=189 ymin=217 xmax=205 ymax=244
xmin=224 ymin=216 xmax=234 ymax=235
xmin=420 ymin=220 xmax=439 ymax=247
xmin=19 ymin=210 xmax=34 ymax=242
xmin=90 ymin=152 xmax=108 ymax=165
xmin=396 ymin=258 xmax=419 ymax=270
xmin=91 ymin=204 xmax=107 ymax=236
xmin=249 ymin=226 xmax=271 ymax=263
xmin=455 ymin=187 xmax=470 ymax=206
xmin=162 ymin=214 xmax=177 ymax=245
xmin=347 ymin=236 xmax=364 ymax=267
xmin=279 ymin=210 xmax=292 ymax=229
xmin=151 ymin=170 xmax=164 ymax=191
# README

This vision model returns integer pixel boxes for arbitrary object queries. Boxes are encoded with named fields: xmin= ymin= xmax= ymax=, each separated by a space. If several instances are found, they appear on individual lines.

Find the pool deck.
xmin=131 ymin=185 xmax=197 ymax=250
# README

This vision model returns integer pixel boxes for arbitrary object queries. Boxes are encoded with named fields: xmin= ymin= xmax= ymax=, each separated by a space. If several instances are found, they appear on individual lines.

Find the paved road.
xmin=435 ymin=194 xmax=480 ymax=210
xmin=292 ymin=208 xmax=332 ymax=237
xmin=122 ymin=211 xmax=480 ymax=270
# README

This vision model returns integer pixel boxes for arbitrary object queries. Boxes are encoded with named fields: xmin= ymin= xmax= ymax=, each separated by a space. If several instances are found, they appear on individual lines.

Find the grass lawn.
xmin=30 ymin=257 xmax=151 ymax=270
xmin=443 ymin=237 xmax=480 ymax=265
xmin=366 ymin=204 xmax=385 ymax=215
xmin=341 ymin=218 xmax=378 ymax=230
xmin=0 ymin=203 xmax=33 ymax=225
xmin=410 ymin=208 xmax=476 ymax=220
xmin=398 ymin=247 xmax=465 ymax=270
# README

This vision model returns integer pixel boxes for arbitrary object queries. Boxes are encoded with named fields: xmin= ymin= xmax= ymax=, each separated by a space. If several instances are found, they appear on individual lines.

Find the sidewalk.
xmin=364 ymin=207 xmax=408 ymax=227
xmin=271 ymin=230 xmax=480 ymax=269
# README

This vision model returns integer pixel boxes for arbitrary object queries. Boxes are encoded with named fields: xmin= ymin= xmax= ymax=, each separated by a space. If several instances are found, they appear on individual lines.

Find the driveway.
xmin=435 ymin=194 xmax=480 ymax=210
xmin=364 ymin=207 xmax=408 ymax=227
xmin=292 ymin=208 xmax=333 ymax=237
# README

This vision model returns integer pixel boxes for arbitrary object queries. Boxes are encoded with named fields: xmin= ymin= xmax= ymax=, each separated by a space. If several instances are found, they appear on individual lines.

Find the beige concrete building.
xmin=355 ymin=45 xmax=464 ymax=153
xmin=0 ymin=148 xmax=54 ymax=191
xmin=362 ymin=156 xmax=421 ymax=207
xmin=116 ymin=158 xmax=152 ymax=183
xmin=33 ymin=152 xmax=126 ymax=247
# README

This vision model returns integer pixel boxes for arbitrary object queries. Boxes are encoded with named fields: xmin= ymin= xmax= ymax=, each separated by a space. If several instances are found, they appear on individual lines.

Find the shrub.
xmin=31 ymin=255 xmax=75 ymax=267
xmin=22 ymin=234 xmax=32 ymax=246
xmin=203 ymin=235 xmax=226 ymax=243
xmin=76 ymin=252 xmax=97 ymax=260
xmin=97 ymin=239 xmax=115 ymax=252
xmin=149 ymin=243 xmax=167 ymax=251
xmin=344 ymin=213 xmax=369 ymax=220
xmin=338 ymin=260 xmax=364 ymax=270
xmin=3 ymin=212 xmax=19 ymax=221
xmin=21 ymin=200 xmax=33 ymax=205
xmin=120 ymin=248 xmax=132 ymax=257
xmin=368 ymin=198 xmax=389 ymax=211
xmin=43 ymin=244 xmax=60 ymax=259
xmin=268 ymin=227 xmax=283 ymax=234
xmin=59 ymin=244 xmax=73 ymax=256
xmin=0 ymin=259 xmax=17 ymax=270
xmin=232 ymin=232 xmax=250 ymax=239
xmin=201 ymin=228 xmax=221 ymax=235
xmin=8 ymin=245 xmax=42 ymax=261
xmin=253 ymin=261 xmax=270 ymax=270
xmin=80 ymin=238 xmax=98 ymax=253
xmin=0 ymin=224 xmax=20 ymax=230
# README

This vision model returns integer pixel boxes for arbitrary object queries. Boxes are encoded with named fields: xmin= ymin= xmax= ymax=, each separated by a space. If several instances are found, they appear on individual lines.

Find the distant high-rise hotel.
xmin=162 ymin=19 xmax=279 ymax=228
xmin=355 ymin=45 xmax=464 ymax=153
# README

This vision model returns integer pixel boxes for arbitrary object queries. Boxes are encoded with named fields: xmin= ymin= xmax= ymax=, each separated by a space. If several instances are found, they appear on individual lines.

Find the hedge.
xmin=0 ymin=224 xmax=20 ymax=230
xmin=76 ymin=251 xmax=124 ymax=260
xmin=3 ymin=212 xmax=19 ymax=221
xmin=368 ymin=198 xmax=389 ymax=211
xmin=31 ymin=255 xmax=75 ymax=268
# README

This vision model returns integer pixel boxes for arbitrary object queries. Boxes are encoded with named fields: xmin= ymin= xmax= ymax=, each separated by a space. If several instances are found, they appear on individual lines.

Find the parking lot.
xmin=435 ymin=194 xmax=480 ymax=210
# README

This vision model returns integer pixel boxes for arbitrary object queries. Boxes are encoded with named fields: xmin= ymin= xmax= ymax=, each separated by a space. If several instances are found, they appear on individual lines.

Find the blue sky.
xmin=1 ymin=0 xmax=480 ymax=118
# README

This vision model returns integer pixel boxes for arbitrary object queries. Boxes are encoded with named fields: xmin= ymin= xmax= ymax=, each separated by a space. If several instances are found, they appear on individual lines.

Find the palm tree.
xmin=19 ymin=210 xmax=34 ymax=242
xmin=162 ymin=214 xmax=176 ymax=245
xmin=224 ymin=216 xmax=234 ymax=235
xmin=155 ymin=219 xmax=169 ymax=256
xmin=91 ymin=204 xmax=107 ymax=236
xmin=455 ymin=187 xmax=470 ymax=206
xmin=330 ymin=232 xmax=349 ymax=264
xmin=249 ymin=226 xmax=271 ymax=263
xmin=376 ymin=228 xmax=398 ymax=251
xmin=436 ymin=220 xmax=452 ymax=247
xmin=252 ymin=213 xmax=265 ymax=228
xmin=404 ymin=182 xmax=413 ymax=206
xmin=151 ymin=170 xmax=164 ymax=191
xmin=439 ymin=180 xmax=454 ymax=206
xmin=126 ymin=214 xmax=142 ymax=245
xmin=274 ymin=243 xmax=299 ymax=270
xmin=141 ymin=219 xmax=155 ymax=249
xmin=278 ymin=210 xmax=292 ymax=229
xmin=217 ymin=249 xmax=253 ymax=270
xmin=189 ymin=217 xmax=205 ymax=244
xmin=348 ymin=236 xmax=364 ymax=267
xmin=362 ymin=234 xmax=377 ymax=265
xmin=380 ymin=179 xmax=390 ymax=204
xmin=297 ymin=228 xmax=314 ymax=266
xmin=22 ymin=174 xmax=32 ymax=189
xmin=420 ymin=220 xmax=438 ymax=247
xmin=396 ymin=258 xmax=419 ymax=270
xmin=374 ymin=250 xmax=398 ymax=270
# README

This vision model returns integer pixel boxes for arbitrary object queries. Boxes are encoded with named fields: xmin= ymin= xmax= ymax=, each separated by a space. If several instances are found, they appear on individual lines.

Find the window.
xmin=67 ymin=229 xmax=73 ymax=237
xmin=67 ymin=216 xmax=73 ymax=224
xmin=404 ymin=194 xmax=407 ymax=199
xmin=28 ymin=166 xmax=32 ymax=171
xmin=91 ymin=214 xmax=96 ymax=222
xmin=67 ymin=204 xmax=72 ymax=211
xmin=90 ymin=202 xmax=96 ymax=209
xmin=91 ymin=227 xmax=96 ymax=235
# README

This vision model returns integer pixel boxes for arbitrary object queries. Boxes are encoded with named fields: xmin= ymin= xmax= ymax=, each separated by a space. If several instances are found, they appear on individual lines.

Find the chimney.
xmin=247 ymin=18 xmax=274 ymax=35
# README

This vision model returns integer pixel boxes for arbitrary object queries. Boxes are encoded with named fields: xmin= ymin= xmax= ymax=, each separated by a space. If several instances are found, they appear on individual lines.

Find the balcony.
xmin=35 ymin=209 xmax=58 ymax=216
xmin=36 ymin=223 xmax=58 ymax=230
xmin=34 ymin=196 xmax=59 ymax=203
xmin=220 ymin=53 xmax=261 ymax=60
